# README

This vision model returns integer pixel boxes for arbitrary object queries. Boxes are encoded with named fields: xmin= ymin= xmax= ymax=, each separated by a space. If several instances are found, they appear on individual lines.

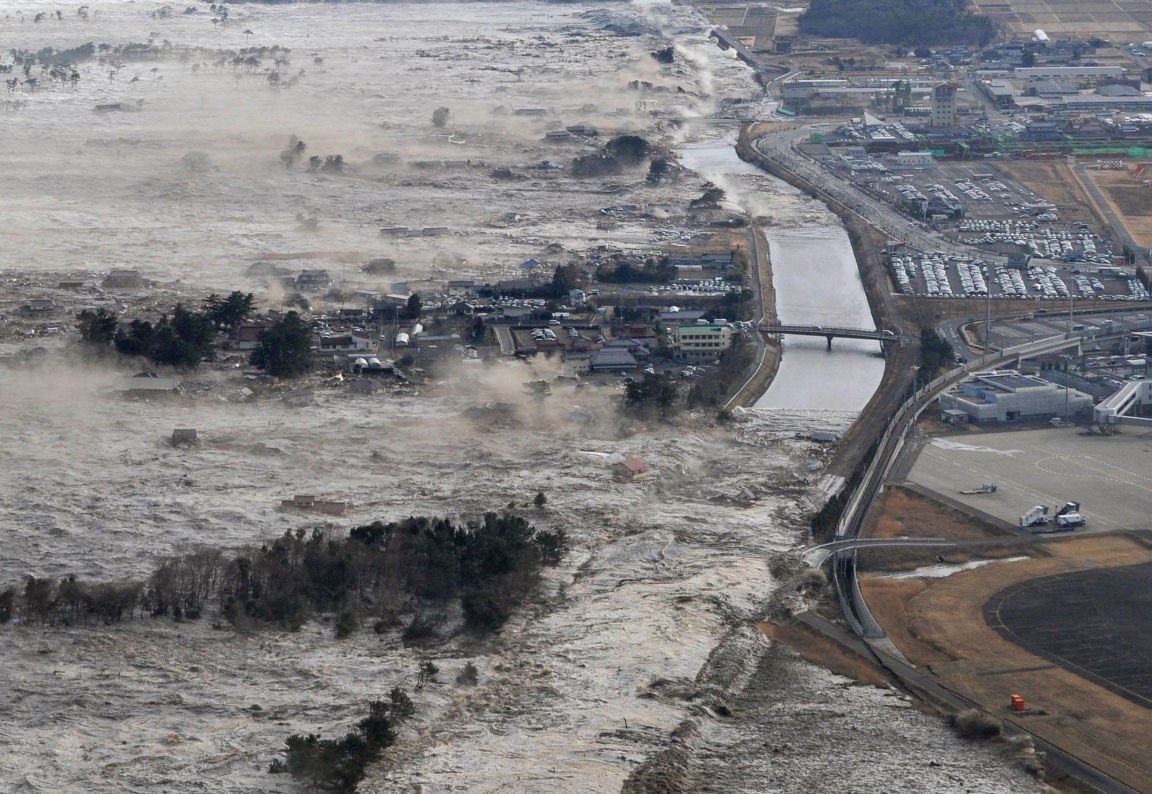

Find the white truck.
xmin=1024 ymin=501 xmax=1085 ymax=533
xmin=1055 ymin=501 xmax=1085 ymax=528
xmin=1020 ymin=505 xmax=1050 ymax=528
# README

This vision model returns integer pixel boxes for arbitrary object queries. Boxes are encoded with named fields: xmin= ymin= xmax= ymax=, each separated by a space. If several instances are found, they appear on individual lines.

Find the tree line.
xmin=77 ymin=292 xmax=315 ymax=377
xmin=595 ymin=256 xmax=677 ymax=285
xmin=917 ymin=326 xmax=955 ymax=387
xmin=270 ymin=687 xmax=415 ymax=792
xmin=0 ymin=512 xmax=567 ymax=639
xmin=798 ymin=0 xmax=997 ymax=47
xmin=77 ymin=291 xmax=254 ymax=368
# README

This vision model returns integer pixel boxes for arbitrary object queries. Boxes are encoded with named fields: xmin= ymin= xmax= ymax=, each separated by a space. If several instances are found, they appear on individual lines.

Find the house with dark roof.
xmin=589 ymin=347 xmax=638 ymax=372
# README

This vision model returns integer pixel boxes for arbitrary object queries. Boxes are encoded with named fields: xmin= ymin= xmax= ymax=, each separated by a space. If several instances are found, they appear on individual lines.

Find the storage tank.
xmin=367 ymin=357 xmax=382 ymax=369
xmin=1033 ymin=29 xmax=1049 ymax=43
xmin=411 ymin=322 xmax=424 ymax=336
xmin=395 ymin=332 xmax=410 ymax=347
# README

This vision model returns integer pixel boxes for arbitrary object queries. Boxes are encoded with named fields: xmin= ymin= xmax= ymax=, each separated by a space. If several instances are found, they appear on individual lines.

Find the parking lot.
xmin=887 ymin=251 xmax=1148 ymax=301
xmin=982 ymin=308 xmax=1152 ymax=349
xmin=874 ymin=161 xmax=1062 ymax=223
xmin=869 ymin=159 xmax=1152 ymax=303
xmin=903 ymin=426 xmax=1152 ymax=535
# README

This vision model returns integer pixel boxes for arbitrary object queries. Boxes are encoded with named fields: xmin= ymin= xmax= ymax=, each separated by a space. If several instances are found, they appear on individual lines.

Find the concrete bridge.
xmin=758 ymin=323 xmax=902 ymax=350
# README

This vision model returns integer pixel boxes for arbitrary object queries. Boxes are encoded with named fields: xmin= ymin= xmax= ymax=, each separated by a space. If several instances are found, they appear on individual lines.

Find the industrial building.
xmin=667 ymin=323 xmax=734 ymax=362
xmin=931 ymin=83 xmax=958 ymax=128
xmin=894 ymin=151 xmax=935 ymax=168
xmin=938 ymin=369 xmax=1093 ymax=423
xmin=1014 ymin=65 xmax=1125 ymax=81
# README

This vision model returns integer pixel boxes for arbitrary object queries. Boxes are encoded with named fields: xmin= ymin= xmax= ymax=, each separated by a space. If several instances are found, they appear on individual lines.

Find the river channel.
xmin=678 ymin=140 xmax=886 ymax=416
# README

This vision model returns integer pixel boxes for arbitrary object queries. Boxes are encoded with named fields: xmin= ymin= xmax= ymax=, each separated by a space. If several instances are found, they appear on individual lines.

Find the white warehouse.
xmin=938 ymin=369 xmax=1093 ymax=423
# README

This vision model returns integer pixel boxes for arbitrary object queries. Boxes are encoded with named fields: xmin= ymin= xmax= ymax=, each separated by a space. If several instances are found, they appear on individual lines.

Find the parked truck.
xmin=1055 ymin=501 xmax=1086 ymax=528
xmin=1020 ymin=505 xmax=1050 ymax=528
xmin=1023 ymin=501 xmax=1085 ymax=533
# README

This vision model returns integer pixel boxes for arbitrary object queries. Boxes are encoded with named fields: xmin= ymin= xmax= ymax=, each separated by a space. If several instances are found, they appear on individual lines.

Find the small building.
xmin=170 ymin=428 xmax=199 ymax=446
xmin=797 ymin=142 xmax=836 ymax=164
xmin=23 ymin=298 xmax=58 ymax=314
xmin=589 ymin=347 xmax=638 ymax=372
xmin=603 ymin=337 xmax=652 ymax=359
xmin=612 ymin=458 xmax=649 ymax=482
xmin=660 ymin=309 xmax=707 ymax=325
xmin=318 ymin=333 xmax=375 ymax=352
xmin=296 ymin=269 xmax=332 ymax=292
xmin=115 ymin=375 xmax=182 ymax=396
xmin=280 ymin=494 xmax=348 ymax=516
xmin=231 ymin=323 xmax=270 ymax=350
xmin=894 ymin=150 xmax=935 ymax=168
xmin=980 ymin=80 xmax=1016 ymax=109
xmin=614 ymin=324 xmax=658 ymax=340
xmin=1027 ymin=80 xmax=1078 ymax=98
xmin=566 ymin=123 xmax=598 ymax=137
xmin=941 ymin=408 xmax=970 ymax=424
xmin=102 ymin=270 xmax=143 ymax=290
xmin=938 ymin=369 xmax=1093 ymax=423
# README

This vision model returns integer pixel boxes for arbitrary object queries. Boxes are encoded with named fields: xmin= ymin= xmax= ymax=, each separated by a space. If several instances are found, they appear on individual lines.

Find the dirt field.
xmin=863 ymin=533 xmax=1152 ymax=791
xmin=967 ymin=0 xmax=1152 ymax=42
xmin=1083 ymin=169 xmax=1152 ymax=250
xmin=991 ymin=161 xmax=1101 ymax=230
xmin=862 ymin=485 xmax=1011 ymax=542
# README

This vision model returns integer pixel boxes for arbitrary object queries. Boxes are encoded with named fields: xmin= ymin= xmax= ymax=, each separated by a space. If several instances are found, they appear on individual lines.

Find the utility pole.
xmin=985 ymin=286 xmax=992 ymax=356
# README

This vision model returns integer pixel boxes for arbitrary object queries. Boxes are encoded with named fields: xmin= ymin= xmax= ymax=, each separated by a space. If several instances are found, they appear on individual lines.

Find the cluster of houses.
xmin=9 ymin=245 xmax=746 ymax=385
xmin=252 ymin=250 xmax=747 ymax=377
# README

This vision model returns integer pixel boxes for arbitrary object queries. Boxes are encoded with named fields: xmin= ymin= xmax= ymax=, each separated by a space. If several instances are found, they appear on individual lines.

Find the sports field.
xmin=986 ymin=562 xmax=1152 ymax=708
xmin=862 ymin=533 xmax=1152 ymax=790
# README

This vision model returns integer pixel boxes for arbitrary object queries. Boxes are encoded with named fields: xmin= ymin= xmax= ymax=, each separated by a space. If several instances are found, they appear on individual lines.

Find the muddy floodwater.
xmin=0 ymin=2 xmax=1038 ymax=792
xmin=758 ymin=228 xmax=886 ymax=412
